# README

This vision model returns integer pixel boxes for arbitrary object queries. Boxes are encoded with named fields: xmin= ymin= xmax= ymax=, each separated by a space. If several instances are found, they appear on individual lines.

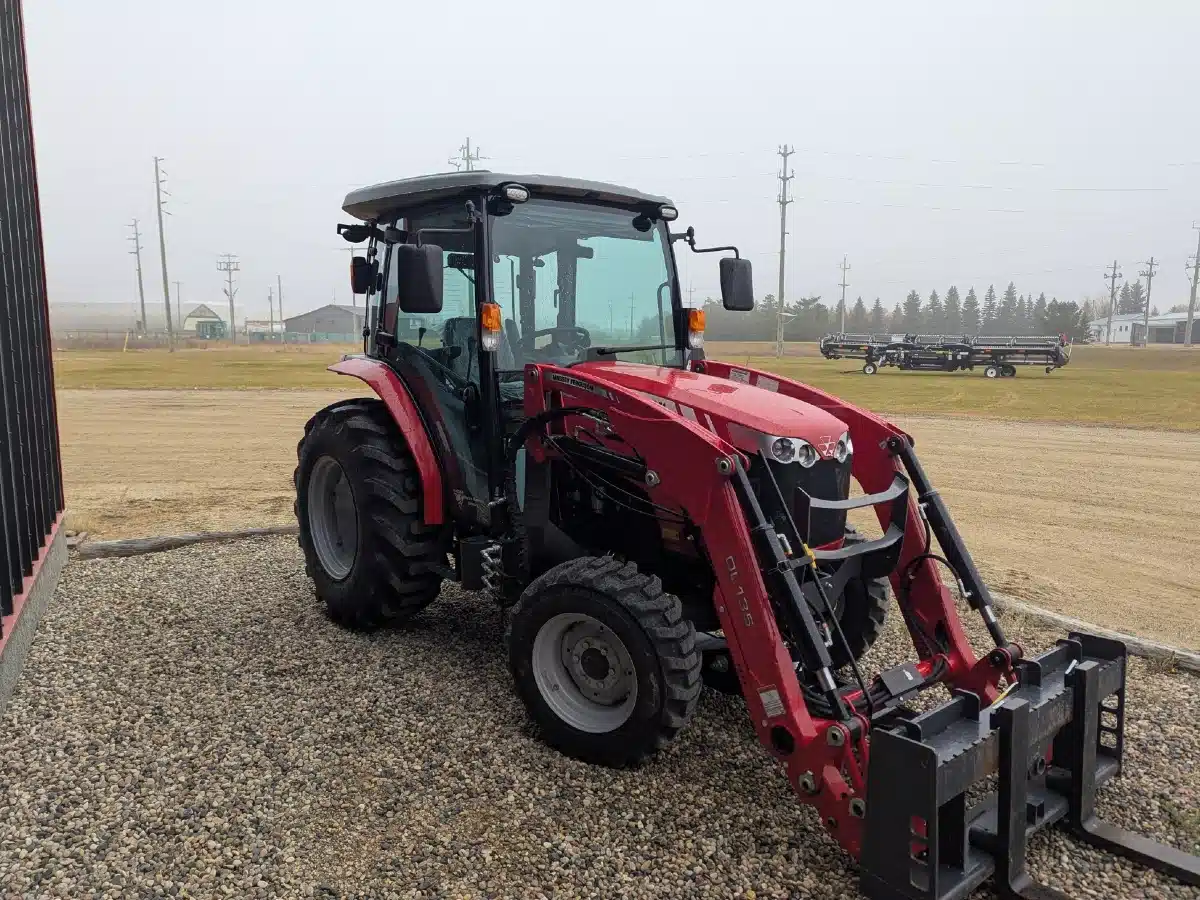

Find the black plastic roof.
xmin=341 ymin=171 xmax=673 ymax=221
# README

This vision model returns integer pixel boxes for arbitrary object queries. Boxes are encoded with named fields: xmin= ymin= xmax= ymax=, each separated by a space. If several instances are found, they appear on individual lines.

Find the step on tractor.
xmin=294 ymin=171 xmax=1198 ymax=899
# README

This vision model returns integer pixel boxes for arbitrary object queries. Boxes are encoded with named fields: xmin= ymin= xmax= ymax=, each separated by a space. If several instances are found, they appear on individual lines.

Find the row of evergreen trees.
xmin=702 ymin=282 xmax=1091 ymax=342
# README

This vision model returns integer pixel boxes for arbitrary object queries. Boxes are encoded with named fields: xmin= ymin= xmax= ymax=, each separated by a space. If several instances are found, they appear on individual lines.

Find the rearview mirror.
xmin=396 ymin=243 xmax=444 ymax=314
xmin=350 ymin=256 xmax=376 ymax=295
xmin=720 ymin=257 xmax=754 ymax=311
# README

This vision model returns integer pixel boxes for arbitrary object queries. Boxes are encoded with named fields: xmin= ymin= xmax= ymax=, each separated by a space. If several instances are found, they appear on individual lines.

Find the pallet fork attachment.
xmin=860 ymin=633 xmax=1200 ymax=899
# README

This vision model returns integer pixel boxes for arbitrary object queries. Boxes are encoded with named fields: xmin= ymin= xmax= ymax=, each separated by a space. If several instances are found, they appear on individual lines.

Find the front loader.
xmin=294 ymin=171 xmax=1199 ymax=899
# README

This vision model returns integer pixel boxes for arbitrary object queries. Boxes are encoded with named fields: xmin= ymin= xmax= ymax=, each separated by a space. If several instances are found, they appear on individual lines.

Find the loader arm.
xmin=699 ymin=359 xmax=1012 ymax=701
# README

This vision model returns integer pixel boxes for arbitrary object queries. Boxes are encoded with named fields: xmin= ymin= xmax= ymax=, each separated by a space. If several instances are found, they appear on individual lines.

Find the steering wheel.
xmin=531 ymin=326 xmax=592 ymax=361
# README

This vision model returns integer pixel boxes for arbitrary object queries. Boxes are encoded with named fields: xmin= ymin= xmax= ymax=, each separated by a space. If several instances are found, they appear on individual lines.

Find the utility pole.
xmin=127 ymin=219 xmax=147 ymax=333
xmin=153 ymin=156 xmax=174 ymax=350
xmin=218 ymin=254 xmax=240 ymax=343
xmin=1103 ymin=260 xmax=1121 ymax=345
xmin=276 ymin=274 xmax=284 ymax=342
xmin=775 ymin=144 xmax=794 ymax=358
xmin=173 ymin=281 xmax=182 ymax=335
xmin=838 ymin=255 xmax=851 ymax=333
xmin=268 ymin=286 xmax=275 ymax=340
xmin=449 ymin=138 xmax=486 ymax=172
xmin=1186 ymin=223 xmax=1200 ymax=347
xmin=1139 ymin=256 xmax=1158 ymax=346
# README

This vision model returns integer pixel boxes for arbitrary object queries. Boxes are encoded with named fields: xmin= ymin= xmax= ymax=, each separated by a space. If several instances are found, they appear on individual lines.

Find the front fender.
xmin=328 ymin=356 xmax=444 ymax=525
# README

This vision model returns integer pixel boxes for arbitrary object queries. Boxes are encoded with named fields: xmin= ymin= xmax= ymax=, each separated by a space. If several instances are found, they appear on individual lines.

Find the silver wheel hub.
xmin=532 ymin=613 xmax=637 ymax=733
xmin=307 ymin=455 xmax=358 ymax=581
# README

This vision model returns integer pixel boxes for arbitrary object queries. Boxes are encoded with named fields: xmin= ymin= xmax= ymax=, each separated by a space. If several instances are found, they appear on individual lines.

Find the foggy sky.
xmin=22 ymin=1 xmax=1200 ymax=326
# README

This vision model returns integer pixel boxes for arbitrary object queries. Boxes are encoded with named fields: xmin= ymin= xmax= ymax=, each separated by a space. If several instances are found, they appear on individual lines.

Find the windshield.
xmin=489 ymin=199 xmax=681 ymax=370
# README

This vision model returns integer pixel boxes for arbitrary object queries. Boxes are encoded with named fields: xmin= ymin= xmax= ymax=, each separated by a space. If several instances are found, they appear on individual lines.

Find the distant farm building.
xmin=283 ymin=304 xmax=366 ymax=342
xmin=1088 ymin=311 xmax=1194 ymax=345
xmin=180 ymin=304 xmax=227 ymax=339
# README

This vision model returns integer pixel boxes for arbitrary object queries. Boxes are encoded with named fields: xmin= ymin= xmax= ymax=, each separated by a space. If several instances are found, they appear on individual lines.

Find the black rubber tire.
xmin=984 ymin=365 xmax=999 ymax=379
xmin=1001 ymin=364 xmax=1017 ymax=377
xmin=862 ymin=362 xmax=878 ymax=375
xmin=506 ymin=556 xmax=702 ymax=767
xmin=294 ymin=399 xmax=445 ymax=627
xmin=828 ymin=529 xmax=889 ymax=669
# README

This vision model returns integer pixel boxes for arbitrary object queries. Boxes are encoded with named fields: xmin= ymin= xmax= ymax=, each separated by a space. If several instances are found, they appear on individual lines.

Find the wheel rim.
xmin=308 ymin=455 xmax=358 ymax=580
xmin=531 ymin=612 xmax=638 ymax=733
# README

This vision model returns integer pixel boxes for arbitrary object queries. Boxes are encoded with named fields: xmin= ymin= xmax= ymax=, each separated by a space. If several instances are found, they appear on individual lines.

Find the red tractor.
xmin=295 ymin=172 xmax=1198 ymax=899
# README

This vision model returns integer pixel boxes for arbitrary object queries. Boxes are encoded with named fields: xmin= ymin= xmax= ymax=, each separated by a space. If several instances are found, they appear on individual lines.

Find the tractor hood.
xmin=573 ymin=361 xmax=849 ymax=459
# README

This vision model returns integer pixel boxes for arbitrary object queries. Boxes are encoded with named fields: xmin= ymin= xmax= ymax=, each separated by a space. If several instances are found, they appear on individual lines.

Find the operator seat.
xmin=440 ymin=317 xmax=477 ymax=382
xmin=441 ymin=317 xmax=522 ymax=400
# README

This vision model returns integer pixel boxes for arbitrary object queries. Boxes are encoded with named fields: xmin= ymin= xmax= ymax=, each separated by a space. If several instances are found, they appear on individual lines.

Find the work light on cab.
xmin=501 ymin=184 xmax=530 ymax=203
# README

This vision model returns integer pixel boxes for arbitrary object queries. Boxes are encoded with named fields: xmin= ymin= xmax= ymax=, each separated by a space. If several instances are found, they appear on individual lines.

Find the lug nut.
xmin=826 ymin=726 xmax=846 ymax=747
xmin=798 ymin=771 xmax=818 ymax=794
xmin=849 ymin=798 xmax=866 ymax=819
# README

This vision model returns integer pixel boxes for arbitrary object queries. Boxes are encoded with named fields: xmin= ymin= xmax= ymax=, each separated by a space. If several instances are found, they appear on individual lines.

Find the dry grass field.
xmin=52 ymin=341 xmax=1200 ymax=648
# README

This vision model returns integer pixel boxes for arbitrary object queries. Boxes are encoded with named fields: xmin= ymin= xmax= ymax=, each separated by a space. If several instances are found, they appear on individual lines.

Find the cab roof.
xmin=341 ymin=171 xmax=673 ymax=221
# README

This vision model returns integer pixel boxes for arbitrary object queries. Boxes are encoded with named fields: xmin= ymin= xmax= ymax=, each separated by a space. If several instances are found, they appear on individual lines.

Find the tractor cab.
xmin=338 ymin=171 xmax=751 ymax=525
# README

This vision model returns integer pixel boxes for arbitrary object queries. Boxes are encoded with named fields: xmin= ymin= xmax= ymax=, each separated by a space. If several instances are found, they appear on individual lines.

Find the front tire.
xmin=829 ymin=529 xmax=889 ymax=668
xmin=507 ymin=557 xmax=701 ymax=767
xmin=984 ymin=365 xmax=999 ymax=378
xmin=862 ymin=362 xmax=878 ymax=375
xmin=295 ymin=399 xmax=445 ymax=627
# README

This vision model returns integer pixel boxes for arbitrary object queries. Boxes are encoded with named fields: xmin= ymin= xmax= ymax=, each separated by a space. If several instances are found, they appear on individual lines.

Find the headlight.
xmin=835 ymin=431 xmax=853 ymax=463
xmin=762 ymin=434 xmax=819 ymax=467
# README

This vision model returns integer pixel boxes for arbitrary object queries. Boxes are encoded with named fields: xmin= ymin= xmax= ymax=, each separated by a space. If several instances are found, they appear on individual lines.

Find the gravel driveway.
xmin=1 ymin=536 xmax=1196 ymax=899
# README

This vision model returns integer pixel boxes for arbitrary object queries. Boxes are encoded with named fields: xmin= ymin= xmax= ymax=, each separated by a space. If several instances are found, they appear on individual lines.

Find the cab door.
xmin=376 ymin=204 xmax=491 ymax=525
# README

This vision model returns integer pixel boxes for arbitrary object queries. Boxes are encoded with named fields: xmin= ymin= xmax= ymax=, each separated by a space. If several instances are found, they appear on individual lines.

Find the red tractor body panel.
xmin=574 ymin=361 xmax=850 ymax=460
xmin=327 ymin=356 xmax=445 ymax=525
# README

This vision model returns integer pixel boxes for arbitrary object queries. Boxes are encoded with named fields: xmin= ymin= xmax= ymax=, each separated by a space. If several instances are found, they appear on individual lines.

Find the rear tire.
xmin=862 ymin=362 xmax=878 ymax=375
xmin=507 ymin=556 xmax=701 ymax=767
xmin=1001 ymin=364 xmax=1017 ymax=377
xmin=295 ymin=399 xmax=445 ymax=627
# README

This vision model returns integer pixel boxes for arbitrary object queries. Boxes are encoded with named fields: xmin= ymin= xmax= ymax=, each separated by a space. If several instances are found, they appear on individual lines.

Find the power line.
xmin=601 ymin=144 xmax=1200 ymax=170
xmin=218 ymin=254 xmax=240 ymax=342
xmin=153 ymin=157 xmax=174 ymax=350
xmin=1103 ymin=260 xmax=1122 ymax=345
xmin=449 ymin=137 xmax=486 ymax=172
xmin=127 ymin=219 xmax=147 ymax=333
xmin=1138 ymin=256 xmax=1158 ymax=345
xmin=775 ymin=144 xmax=794 ymax=358
xmin=838 ymin=255 xmax=851 ymax=332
